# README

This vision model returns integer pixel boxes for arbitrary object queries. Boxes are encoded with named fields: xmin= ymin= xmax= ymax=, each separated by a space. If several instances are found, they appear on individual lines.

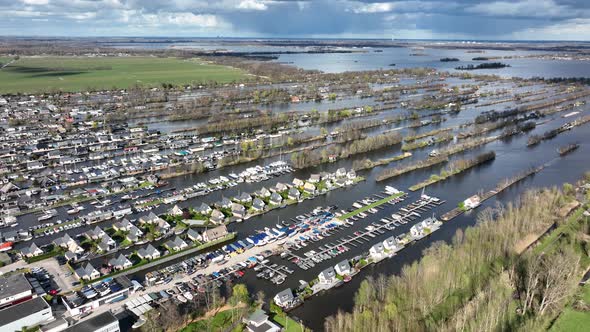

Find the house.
xmin=85 ymin=226 xmax=105 ymax=240
xmin=383 ymin=236 xmax=401 ymax=252
xmin=335 ymin=168 xmax=347 ymax=178
xmin=235 ymin=192 xmax=252 ymax=203
xmin=231 ymin=203 xmax=246 ymax=218
xmin=216 ymin=197 xmax=232 ymax=209
xmin=210 ymin=209 xmax=225 ymax=224
xmin=202 ymin=225 xmax=229 ymax=242
xmin=308 ymin=174 xmax=321 ymax=183
xmin=334 ymin=260 xmax=351 ymax=276
xmin=165 ymin=236 xmax=188 ymax=251
xmin=347 ymin=169 xmax=357 ymax=179
xmin=244 ymin=309 xmax=281 ymax=332
xmin=97 ymin=235 xmax=116 ymax=253
xmin=155 ymin=219 xmax=171 ymax=233
xmin=109 ymin=254 xmax=132 ymax=271
xmin=273 ymin=182 xmax=288 ymax=193
xmin=252 ymin=198 xmax=266 ymax=211
xmin=137 ymin=244 xmax=160 ymax=260
xmin=168 ymin=205 xmax=184 ymax=216
xmin=138 ymin=212 xmax=164 ymax=225
xmin=410 ymin=216 xmax=440 ymax=241
xmin=195 ymin=203 xmax=212 ymax=215
xmin=126 ymin=224 xmax=144 ymax=242
xmin=187 ymin=228 xmax=202 ymax=242
xmin=463 ymin=195 xmax=481 ymax=209
xmin=54 ymin=234 xmax=83 ymax=253
xmin=318 ymin=266 xmax=337 ymax=284
xmin=273 ymin=288 xmax=295 ymax=308
xmin=112 ymin=219 xmax=132 ymax=232
xmin=292 ymin=178 xmax=305 ymax=187
xmin=335 ymin=178 xmax=347 ymax=187
xmin=369 ymin=243 xmax=386 ymax=260
xmin=286 ymin=187 xmax=300 ymax=200
xmin=64 ymin=251 xmax=78 ymax=262
xmin=409 ymin=217 xmax=439 ymax=240
xmin=303 ymin=182 xmax=316 ymax=195
xmin=255 ymin=187 xmax=271 ymax=198
xmin=269 ymin=192 xmax=283 ymax=206
xmin=75 ymin=263 xmax=100 ymax=281
xmin=21 ymin=242 xmax=43 ymax=258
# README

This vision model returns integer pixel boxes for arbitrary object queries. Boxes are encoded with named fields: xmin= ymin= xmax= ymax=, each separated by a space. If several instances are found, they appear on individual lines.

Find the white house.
xmin=369 ymin=243 xmax=386 ymax=260
xmin=318 ymin=266 xmax=337 ymax=284
xmin=75 ymin=263 xmax=100 ymax=281
xmin=463 ymin=195 xmax=481 ymax=210
xmin=334 ymin=260 xmax=351 ymax=276
xmin=273 ymin=288 xmax=295 ymax=308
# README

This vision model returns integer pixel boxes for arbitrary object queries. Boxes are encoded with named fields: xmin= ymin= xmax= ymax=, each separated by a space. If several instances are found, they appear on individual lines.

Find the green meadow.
xmin=0 ymin=56 xmax=247 ymax=93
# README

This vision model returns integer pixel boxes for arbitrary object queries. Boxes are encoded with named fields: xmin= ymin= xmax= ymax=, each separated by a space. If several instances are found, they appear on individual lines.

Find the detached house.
xmin=21 ymin=242 xmax=43 ymax=258
xmin=334 ymin=260 xmax=352 ymax=276
xmin=273 ymin=182 xmax=288 ymax=193
xmin=137 ymin=244 xmax=160 ymax=260
xmin=210 ymin=209 xmax=225 ymax=224
xmin=216 ymin=197 xmax=232 ymax=209
xmin=187 ymin=228 xmax=202 ymax=242
xmin=274 ymin=289 xmax=295 ymax=308
xmin=288 ymin=187 xmax=300 ymax=201
xmin=255 ymin=187 xmax=271 ymax=198
xmin=196 ymin=203 xmax=212 ymax=215
xmin=303 ymin=182 xmax=316 ymax=195
xmin=126 ymin=224 xmax=144 ymax=243
xmin=252 ymin=198 xmax=266 ymax=211
xmin=97 ymin=235 xmax=116 ymax=253
xmin=203 ymin=225 xmax=229 ymax=242
xmin=54 ymin=233 xmax=83 ymax=254
xmin=318 ymin=266 xmax=337 ymax=284
xmin=168 ymin=205 xmax=184 ymax=216
xmin=109 ymin=254 xmax=132 ymax=271
xmin=231 ymin=203 xmax=246 ymax=219
xmin=383 ymin=236 xmax=401 ymax=253
xmin=292 ymin=178 xmax=304 ymax=187
xmin=269 ymin=192 xmax=283 ymax=206
xmin=113 ymin=219 xmax=132 ymax=232
xmin=165 ymin=236 xmax=188 ymax=251
xmin=369 ymin=243 xmax=386 ymax=260
xmin=235 ymin=192 xmax=252 ymax=203
xmin=308 ymin=174 xmax=321 ymax=183
xmin=75 ymin=263 xmax=100 ymax=281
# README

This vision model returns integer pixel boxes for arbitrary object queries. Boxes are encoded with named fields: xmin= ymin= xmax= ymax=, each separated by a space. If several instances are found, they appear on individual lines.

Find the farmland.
xmin=0 ymin=56 xmax=247 ymax=93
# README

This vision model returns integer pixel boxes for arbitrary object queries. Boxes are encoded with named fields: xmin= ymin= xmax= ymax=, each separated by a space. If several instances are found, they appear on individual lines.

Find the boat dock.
xmin=441 ymin=165 xmax=544 ymax=221
xmin=281 ymin=194 xmax=444 ymax=271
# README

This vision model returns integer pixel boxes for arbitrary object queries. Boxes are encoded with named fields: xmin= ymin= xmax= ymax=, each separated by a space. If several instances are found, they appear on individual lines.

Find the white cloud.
xmin=21 ymin=0 xmax=49 ymax=5
xmin=66 ymin=12 xmax=96 ymax=20
xmin=165 ymin=13 xmax=223 ymax=27
xmin=136 ymin=12 xmax=228 ymax=29
xmin=237 ymin=0 xmax=268 ymax=11
xmin=352 ymin=2 xmax=395 ymax=14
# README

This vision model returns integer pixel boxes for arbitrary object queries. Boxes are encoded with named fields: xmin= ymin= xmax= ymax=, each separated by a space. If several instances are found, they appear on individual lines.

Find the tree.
xmin=229 ymin=284 xmax=250 ymax=306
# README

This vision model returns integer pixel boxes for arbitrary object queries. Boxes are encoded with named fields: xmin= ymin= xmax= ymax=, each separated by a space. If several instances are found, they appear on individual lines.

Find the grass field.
xmin=0 ymin=56 xmax=247 ymax=93
xmin=550 ymin=283 xmax=590 ymax=332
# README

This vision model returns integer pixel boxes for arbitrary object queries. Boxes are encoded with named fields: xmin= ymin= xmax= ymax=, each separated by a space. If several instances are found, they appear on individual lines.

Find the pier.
xmin=441 ymin=165 xmax=545 ymax=221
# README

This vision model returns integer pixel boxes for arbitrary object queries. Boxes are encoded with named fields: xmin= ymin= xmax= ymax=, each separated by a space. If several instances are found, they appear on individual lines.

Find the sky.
xmin=1 ymin=0 xmax=589 ymax=41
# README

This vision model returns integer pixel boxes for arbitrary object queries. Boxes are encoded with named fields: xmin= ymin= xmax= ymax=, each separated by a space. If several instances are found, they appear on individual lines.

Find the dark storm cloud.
xmin=0 ymin=0 xmax=588 ymax=40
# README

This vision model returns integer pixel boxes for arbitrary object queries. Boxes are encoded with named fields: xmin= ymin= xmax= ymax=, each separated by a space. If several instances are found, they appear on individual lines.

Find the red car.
xmin=49 ymin=289 xmax=58 ymax=296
